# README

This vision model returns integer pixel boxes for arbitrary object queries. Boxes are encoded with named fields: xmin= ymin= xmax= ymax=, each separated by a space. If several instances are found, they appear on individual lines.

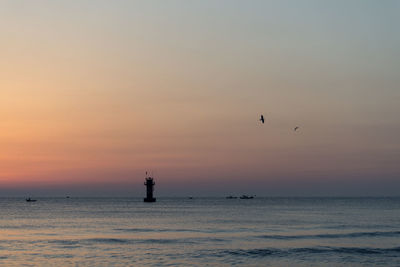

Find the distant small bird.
xmin=294 ymin=126 xmax=299 ymax=131
xmin=259 ymin=115 xmax=265 ymax=124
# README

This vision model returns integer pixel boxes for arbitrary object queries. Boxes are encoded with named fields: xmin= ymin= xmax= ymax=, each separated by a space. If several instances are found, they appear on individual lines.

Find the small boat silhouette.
xmin=239 ymin=195 xmax=254 ymax=199
xmin=25 ymin=198 xmax=37 ymax=202
xmin=226 ymin=195 xmax=238 ymax=199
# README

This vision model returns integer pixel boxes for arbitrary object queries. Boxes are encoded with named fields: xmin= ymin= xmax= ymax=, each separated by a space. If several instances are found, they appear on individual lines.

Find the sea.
xmin=0 ymin=197 xmax=399 ymax=266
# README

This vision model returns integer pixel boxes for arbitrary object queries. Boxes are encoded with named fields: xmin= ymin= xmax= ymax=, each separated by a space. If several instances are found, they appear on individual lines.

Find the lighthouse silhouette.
xmin=144 ymin=172 xmax=156 ymax=202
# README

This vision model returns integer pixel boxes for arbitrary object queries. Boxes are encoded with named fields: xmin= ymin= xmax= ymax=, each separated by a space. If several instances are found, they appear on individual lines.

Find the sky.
xmin=0 ymin=0 xmax=399 ymax=196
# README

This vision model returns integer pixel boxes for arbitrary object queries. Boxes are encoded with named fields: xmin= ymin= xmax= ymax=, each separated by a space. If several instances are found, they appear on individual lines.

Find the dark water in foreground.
xmin=0 ymin=197 xmax=399 ymax=266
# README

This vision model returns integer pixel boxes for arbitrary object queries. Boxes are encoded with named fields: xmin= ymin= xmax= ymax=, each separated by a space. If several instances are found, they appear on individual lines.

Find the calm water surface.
xmin=0 ymin=197 xmax=399 ymax=266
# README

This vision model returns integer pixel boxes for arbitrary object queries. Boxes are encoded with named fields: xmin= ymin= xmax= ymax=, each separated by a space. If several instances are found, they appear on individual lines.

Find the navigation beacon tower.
xmin=144 ymin=172 xmax=156 ymax=202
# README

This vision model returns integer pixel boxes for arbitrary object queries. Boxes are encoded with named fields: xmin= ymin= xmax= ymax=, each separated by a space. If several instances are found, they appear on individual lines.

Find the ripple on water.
xmin=218 ymin=246 xmax=400 ymax=258
xmin=256 ymin=231 xmax=400 ymax=240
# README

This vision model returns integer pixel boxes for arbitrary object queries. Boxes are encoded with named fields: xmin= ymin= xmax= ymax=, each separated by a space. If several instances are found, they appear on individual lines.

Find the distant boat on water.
xmin=25 ymin=198 xmax=37 ymax=202
xmin=226 ymin=195 xmax=238 ymax=199
xmin=239 ymin=195 xmax=254 ymax=199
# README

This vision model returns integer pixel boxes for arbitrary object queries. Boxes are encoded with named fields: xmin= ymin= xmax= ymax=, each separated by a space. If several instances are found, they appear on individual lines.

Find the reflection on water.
xmin=0 ymin=197 xmax=399 ymax=266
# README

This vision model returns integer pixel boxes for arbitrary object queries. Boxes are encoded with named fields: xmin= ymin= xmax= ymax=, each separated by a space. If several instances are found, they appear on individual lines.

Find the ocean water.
xmin=0 ymin=197 xmax=399 ymax=266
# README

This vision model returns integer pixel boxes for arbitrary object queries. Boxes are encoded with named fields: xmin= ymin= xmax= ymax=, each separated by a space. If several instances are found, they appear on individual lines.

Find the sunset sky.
xmin=1 ymin=1 xmax=399 ymax=196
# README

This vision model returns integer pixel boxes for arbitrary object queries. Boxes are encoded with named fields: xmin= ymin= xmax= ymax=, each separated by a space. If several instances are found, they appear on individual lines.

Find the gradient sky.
xmin=1 ymin=0 xmax=399 ymax=196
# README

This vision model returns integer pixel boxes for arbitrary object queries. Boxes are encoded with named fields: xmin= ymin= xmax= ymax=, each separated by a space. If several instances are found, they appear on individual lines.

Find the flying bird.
xmin=259 ymin=115 xmax=264 ymax=124
xmin=294 ymin=126 xmax=299 ymax=131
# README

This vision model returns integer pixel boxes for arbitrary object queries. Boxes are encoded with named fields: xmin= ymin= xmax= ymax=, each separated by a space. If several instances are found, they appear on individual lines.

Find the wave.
xmin=47 ymin=239 xmax=82 ymax=249
xmin=42 ymin=254 xmax=74 ymax=259
xmin=3 ymin=237 xmax=226 ymax=248
xmin=86 ymin=238 xmax=131 ymax=244
xmin=322 ymin=224 xmax=395 ymax=230
xmin=114 ymin=228 xmax=195 ymax=233
xmin=257 ymin=231 xmax=400 ymax=240
xmin=113 ymin=228 xmax=238 ymax=234
xmin=48 ymin=240 xmax=80 ymax=245
xmin=0 ymin=224 xmax=56 ymax=229
xmin=84 ymin=237 xmax=226 ymax=245
xmin=221 ymin=246 xmax=400 ymax=258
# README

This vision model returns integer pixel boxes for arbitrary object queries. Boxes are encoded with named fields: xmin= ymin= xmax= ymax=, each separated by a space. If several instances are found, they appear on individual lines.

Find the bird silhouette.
xmin=294 ymin=126 xmax=299 ymax=131
xmin=259 ymin=115 xmax=264 ymax=124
